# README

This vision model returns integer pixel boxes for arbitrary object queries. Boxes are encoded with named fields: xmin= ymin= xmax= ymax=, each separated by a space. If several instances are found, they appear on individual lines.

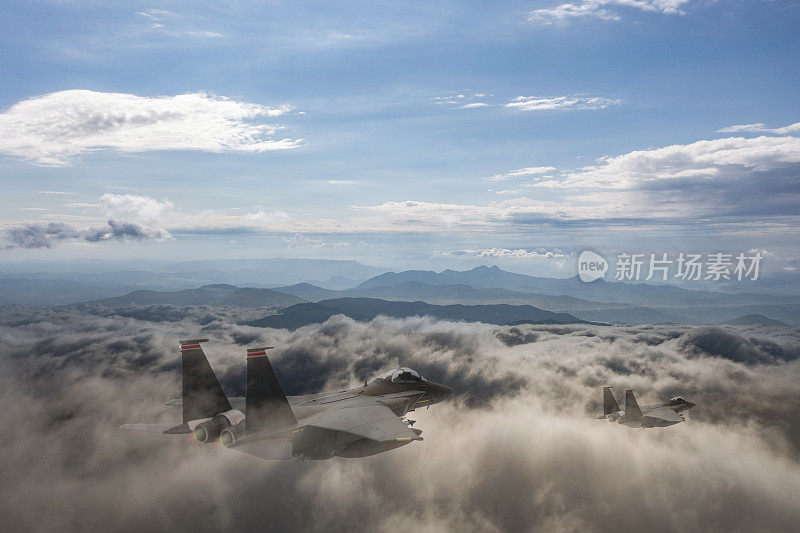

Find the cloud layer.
xmin=717 ymin=122 xmax=800 ymax=135
xmin=434 ymin=247 xmax=571 ymax=259
xmin=2 ymin=220 xmax=171 ymax=249
xmin=529 ymin=0 xmax=691 ymax=25
xmin=0 ymin=90 xmax=299 ymax=165
xmin=560 ymin=134 xmax=800 ymax=189
xmin=505 ymin=95 xmax=620 ymax=112
xmin=362 ymin=124 xmax=800 ymax=233
xmin=100 ymin=193 xmax=175 ymax=222
xmin=1 ymin=306 xmax=799 ymax=531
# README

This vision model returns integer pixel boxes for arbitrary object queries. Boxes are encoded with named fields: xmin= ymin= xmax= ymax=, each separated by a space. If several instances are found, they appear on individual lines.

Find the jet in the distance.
xmin=121 ymin=339 xmax=453 ymax=460
xmin=595 ymin=386 xmax=695 ymax=428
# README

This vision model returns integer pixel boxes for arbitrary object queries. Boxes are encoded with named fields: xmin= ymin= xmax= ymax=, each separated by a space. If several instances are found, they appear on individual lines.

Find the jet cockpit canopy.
xmin=372 ymin=367 xmax=428 ymax=384
xmin=669 ymin=396 xmax=687 ymax=404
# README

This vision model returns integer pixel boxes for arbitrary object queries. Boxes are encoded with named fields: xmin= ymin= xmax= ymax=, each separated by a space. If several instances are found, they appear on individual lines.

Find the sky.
xmin=1 ymin=1 xmax=798 ymax=276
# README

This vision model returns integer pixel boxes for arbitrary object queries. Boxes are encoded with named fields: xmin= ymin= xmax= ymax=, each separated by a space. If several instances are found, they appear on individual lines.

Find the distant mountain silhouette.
xmin=247 ymin=297 xmax=586 ymax=330
xmin=723 ymin=314 xmax=790 ymax=327
xmin=3 ymin=261 xmax=798 ymax=325
xmin=271 ymin=283 xmax=340 ymax=301
xmin=358 ymin=266 xmax=794 ymax=308
xmin=95 ymin=284 xmax=305 ymax=308
xmin=0 ymin=258 xmax=387 ymax=306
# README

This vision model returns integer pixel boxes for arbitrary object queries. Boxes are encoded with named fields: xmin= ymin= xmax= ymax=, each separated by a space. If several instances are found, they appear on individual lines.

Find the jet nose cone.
xmin=440 ymin=385 xmax=454 ymax=400
xmin=686 ymin=401 xmax=696 ymax=409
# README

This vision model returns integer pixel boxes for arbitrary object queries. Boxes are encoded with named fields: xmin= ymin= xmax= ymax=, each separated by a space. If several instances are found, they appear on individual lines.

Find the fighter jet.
xmin=121 ymin=339 xmax=453 ymax=460
xmin=595 ymin=387 xmax=695 ymax=428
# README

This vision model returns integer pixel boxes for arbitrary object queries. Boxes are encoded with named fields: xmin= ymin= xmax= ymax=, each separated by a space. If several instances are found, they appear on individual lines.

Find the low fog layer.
xmin=1 ymin=307 xmax=799 ymax=531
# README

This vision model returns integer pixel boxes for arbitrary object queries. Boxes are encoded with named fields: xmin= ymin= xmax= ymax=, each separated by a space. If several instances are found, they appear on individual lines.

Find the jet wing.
xmin=304 ymin=404 xmax=420 ymax=442
xmin=643 ymin=406 xmax=684 ymax=423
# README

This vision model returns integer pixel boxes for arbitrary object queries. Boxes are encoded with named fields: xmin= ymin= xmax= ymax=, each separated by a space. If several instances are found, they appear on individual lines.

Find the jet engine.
xmin=219 ymin=423 xmax=246 ymax=447
xmin=193 ymin=409 xmax=245 ymax=443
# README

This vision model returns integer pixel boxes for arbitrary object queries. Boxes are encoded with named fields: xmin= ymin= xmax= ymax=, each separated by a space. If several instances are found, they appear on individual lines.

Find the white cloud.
xmin=65 ymin=203 xmax=102 ymax=208
xmin=505 ymin=95 xmax=620 ymax=112
xmin=558 ymin=134 xmax=800 ymax=189
xmin=327 ymin=180 xmax=360 ymax=185
xmin=435 ymin=248 xmax=571 ymax=258
xmin=487 ymin=166 xmax=556 ymax=181
xmin=530 ymin=1 xmax=621 ymax=23
xmin=100 ymin=194 xmax=174 ymax=222
xmin=507 ymin=166 xmax=556 ymax=176
xmin=0 ymin=90 xmax=300 ymax=166
xmin=434 ymin=92 xmax=491 ymax=109
xmin=21 ymin=119 xmax=795 ymax=240
xmin=137 ymin=9 xmax=170 ymax=20
xmin=436 ymin=92 xmax=616 ymax=113
xmin=360 ymin=127 xmax=800 ymax=232
xmin=135 ymin=9 xmax=224 ymax=39
xmin=285 ymin=231 xmax=351 ymax=248
xmin=361 ymin=199 xmax=600 ymax=230
xmin=529 ymin=0 xmax=691 ymax=25
xmin=717 ymin=122 xmax=800 ymax=135
xmin=244 ymin=210 xmax=291 ymax=223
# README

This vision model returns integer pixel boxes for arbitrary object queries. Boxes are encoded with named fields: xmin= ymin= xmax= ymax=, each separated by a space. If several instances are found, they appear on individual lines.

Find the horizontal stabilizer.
xmin=119 ymin=423 xmax=189 ymax=434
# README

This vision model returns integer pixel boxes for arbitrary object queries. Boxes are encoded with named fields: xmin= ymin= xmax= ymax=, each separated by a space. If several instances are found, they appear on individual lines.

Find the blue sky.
xmin=1 ymin=1 xmax=798 ymax=275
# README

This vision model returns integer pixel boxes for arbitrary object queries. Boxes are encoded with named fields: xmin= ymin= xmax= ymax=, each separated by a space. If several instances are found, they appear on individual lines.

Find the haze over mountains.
xmin=723 ymin=314 xmax=790 ymax=328
xmin=96 ymin=284 xmax=304 ymax=308
xmin=0 ymin=258 xmax=387 ymax=306
xmin=359 ymin=266 xmax=797 ymax=308
xmin=247 ymin=298 xmax=585 ymax=330
xmin=1 ymin=260 xmax=797 ymax=326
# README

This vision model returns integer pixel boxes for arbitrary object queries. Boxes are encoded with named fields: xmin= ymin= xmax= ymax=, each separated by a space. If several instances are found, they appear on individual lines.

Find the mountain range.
xmin=94 ymin=284 xmax=304 ymax=308
xmin=246 ymin=298 xmax=586 ymax=330
xmin=0 ymin=258 xmax=387 ymax=307
xmin=2 ymin=261 xmax=797 ymax=326
xmin=358 ymin=266 xmax=796 ymax=308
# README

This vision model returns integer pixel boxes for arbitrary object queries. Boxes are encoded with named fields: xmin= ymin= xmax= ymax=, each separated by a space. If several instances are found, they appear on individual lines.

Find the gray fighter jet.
xmin=121 ymin=340 xmax=453 ymax=460
xmin=596 ymin=387 xmax=695 ymax=428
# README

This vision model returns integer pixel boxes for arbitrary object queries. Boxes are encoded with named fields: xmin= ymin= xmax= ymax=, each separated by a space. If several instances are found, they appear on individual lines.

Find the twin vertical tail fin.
xmin=246 ymin=347 xmax=297 ymax=435
xmin=603 ymin=387 xmax=621 ymax=415
xmin=180 ymin=339 xmax=232 ymax=423
xmin=623 ymin=389 xmax=643 ymax=421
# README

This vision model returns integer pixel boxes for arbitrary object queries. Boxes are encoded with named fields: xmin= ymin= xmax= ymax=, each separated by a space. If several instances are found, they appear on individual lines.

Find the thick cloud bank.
xmin=2 ymin=220 xmax=171 ymax=249
xmin=1 ymin=307 xmax=799 ymax=531
xmin=0 ymin=90 xmax=299 ymax=165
